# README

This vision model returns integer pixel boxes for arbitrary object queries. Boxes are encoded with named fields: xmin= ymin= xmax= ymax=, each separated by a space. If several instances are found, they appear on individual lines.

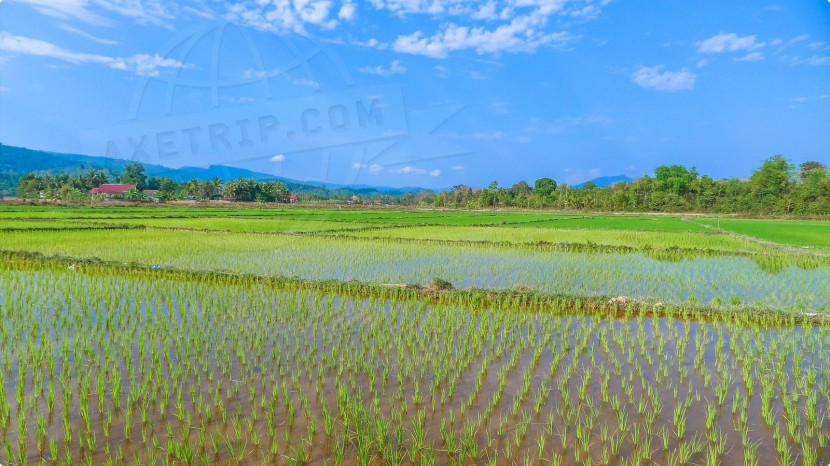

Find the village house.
xmin=90 ymin=184 xmax=137 ymax=197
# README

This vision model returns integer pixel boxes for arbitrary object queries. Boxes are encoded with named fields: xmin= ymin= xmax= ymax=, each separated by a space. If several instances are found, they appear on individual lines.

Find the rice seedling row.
xmin=1 ymin=263 xmax=829 ymax=465
xmin=1 ymin=228 xmax=828 ymax=310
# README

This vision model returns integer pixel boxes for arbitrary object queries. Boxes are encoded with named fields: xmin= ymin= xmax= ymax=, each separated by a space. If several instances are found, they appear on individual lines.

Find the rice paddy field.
xmin=1 ymin=205 xmax=829 ymax=465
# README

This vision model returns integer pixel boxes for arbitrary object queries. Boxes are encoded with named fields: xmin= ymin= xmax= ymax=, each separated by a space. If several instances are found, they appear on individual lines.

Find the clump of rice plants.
xmin=0 ymin=257 xmax=828 ymax=465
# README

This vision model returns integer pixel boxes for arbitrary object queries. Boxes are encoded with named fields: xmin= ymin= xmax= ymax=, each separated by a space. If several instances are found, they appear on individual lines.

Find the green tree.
xmin=119 ymin=164 xmax=147 ymax=190
xmin=654 ymin=165 xmax=697 ymax=196
xmin=123 ymin=188 xmax=146 ymax=202
xmin=749 ymin=155 xmax=795 ymax=212
xmin=533 ymin=177 xmax=557 ymax=198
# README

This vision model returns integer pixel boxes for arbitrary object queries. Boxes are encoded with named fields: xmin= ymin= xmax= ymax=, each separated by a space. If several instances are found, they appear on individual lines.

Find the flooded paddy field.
xmin=1 ymin=207 xmax=829 ymax=465
xmin=1 ymin=228 xmax=829 ymax=311
xmin=2 ymin=267 xmax=829 ymax=465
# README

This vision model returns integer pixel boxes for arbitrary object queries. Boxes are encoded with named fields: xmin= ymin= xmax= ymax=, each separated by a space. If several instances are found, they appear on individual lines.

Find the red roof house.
xmin=90 ymin=184 xmax=137 ymax=195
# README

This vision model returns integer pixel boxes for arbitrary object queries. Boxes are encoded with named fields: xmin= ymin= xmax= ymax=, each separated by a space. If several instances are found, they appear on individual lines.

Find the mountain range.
xmin=573 ymin=175 xmax=634 ymax=188
xmin=0 ymin=144 xmax=423 ymax=197
xmin=0 ymin=143 xmax=635 ymax=197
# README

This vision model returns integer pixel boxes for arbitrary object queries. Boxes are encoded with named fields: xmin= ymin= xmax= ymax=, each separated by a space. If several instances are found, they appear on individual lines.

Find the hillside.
xmin=574 ymin=175 xmax=634 ymax=188
xmin=0 ymin=144 xmax=422 ymax=197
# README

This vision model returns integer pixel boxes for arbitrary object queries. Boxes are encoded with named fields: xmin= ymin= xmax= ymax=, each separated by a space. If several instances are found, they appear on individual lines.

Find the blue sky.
xmin=0 ymin=0 xmax=828 ymax=188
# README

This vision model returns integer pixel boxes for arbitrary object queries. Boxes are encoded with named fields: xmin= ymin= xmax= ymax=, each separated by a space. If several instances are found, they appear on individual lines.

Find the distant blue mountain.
xmin=574 ymin=175 xmax=633 ymax=188
xmin=0 ymin=144 xmax=425 ymax=196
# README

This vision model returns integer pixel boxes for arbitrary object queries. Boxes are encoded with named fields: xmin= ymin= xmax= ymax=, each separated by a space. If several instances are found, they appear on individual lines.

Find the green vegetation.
xmin=699 ymin=217 xmax=830 ymax=252
xmin=1 ymin=254 xmax=828 ymax=465
xmin=8 ymin=149 xmax=830 ymax=216
xmin=509 ymin=215 xmax=708 ymax=231
xmin=429 ymin=157 xmax=830 ymax=214
xmin=1 ymin=206 xmax=829 ymax=465
xmin=339 ymin=225 xmax=765 ymax=253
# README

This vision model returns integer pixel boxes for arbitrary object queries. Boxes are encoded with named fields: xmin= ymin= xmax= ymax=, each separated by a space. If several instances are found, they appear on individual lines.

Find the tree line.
xmin=12 ymin=155 xmax=830 ymax=215
xmin=14 ymin=164 xmax=291 ymax=203
xmin=409 ymin=156 xmax=830 ymax=215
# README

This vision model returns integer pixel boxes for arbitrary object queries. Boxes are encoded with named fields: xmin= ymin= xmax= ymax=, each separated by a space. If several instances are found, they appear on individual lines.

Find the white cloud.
xmin=787 ymin=55 xmax=830 ymax=66
xmin=394 ymin=166 xmax=426 ymax=175
xmin=452 ymin=165 xmax=464 ymax=171
xmin=242 ymin=69 xmax=268 ymax=80
xmin=271 ymin=154 xmax=286 ymax=162
xmin=369 ymin=164 xmax=383 ymax=174
xmin=368 ymin=0 xmax=574 ymax=17
xmin=58 ymin=24 xmax=120 ymax=46
xmin=12 ymin=0 xmax=172 ymax=26
xmin=429 ymin=169 xmax=441 ymax=177
xmin=391 ymin=15 xmax=571 ymax=58
xmin=292 ymin=78 xmax=320 ymax=88
xmin=0 ymin=31 xmax=111 ymax=65
xmin=789 ymin=34 xmax=810 ymax=45
xmin=696 ymin=32 xmax=762 ymax=54
xmin=369 ymin=1 xmax=594 ymax=58
xmin=735 ymin=51 xmax=763 ymax=62
xmin=353 ymin=163 xmax=384 ymax=174
xmin=109 ymin=53 xmax=187 ymax=76
xmin=10 ymin=0 xmax=109 ymax=24
xmin=338 ymin=1 xmax=356 ymax=20
xmin=0 ymin=86 xmax=9 ymax=93
xmin=225 ymin=0 xmax=342 ymax=34
xmin=632 ymin=66 xmax=695 ymax=92
xmin=0 ymin=32 xmax=187 ymax=76
xmin=358 ymin=59 xmax=407 ymax=76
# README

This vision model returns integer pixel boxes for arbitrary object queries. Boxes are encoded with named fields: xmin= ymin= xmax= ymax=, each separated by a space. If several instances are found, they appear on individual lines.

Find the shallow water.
xmin=1 ymin=268 xmax=828 ymax=465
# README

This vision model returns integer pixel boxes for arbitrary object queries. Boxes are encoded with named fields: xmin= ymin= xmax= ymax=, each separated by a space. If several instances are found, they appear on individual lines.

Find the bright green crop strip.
xmin=339 ymin=225 xmax=767 ymax=253
xmin=0 ymin=219 xmax=110 ymax=229
xmin=699 ymin=218 xmax=830 ymax=250
xmin=74 ymin=217 xmax=380 ymax=232
xmin=510 ymin=215 xmax=709 ymax=231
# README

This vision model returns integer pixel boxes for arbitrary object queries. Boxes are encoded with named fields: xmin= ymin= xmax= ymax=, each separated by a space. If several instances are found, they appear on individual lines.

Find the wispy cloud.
xmin=224 ymin=0 xmax=343 ymax=34
xmin=392 ymin=165 xmax=427 ymax=175
xmin=697 ymin=32 xmax=763 ymax=54
xmin=789 ymin=34 xmax=810 ymax=45
xmin=352 ymin=163 xmax=384 ymax=174
xmin=12 ymin=0 xmax=173 ymax=26
xmin=735 ymin=51 xmax=764 ymax=62
xmin=338 ymin=1 xmax=357 ymax=20
xmin=270 ymin=154 xmax=286 ymax=162
xmin=785 ymin=55 xmax=830 ymax=66
xmin=0 ymin=32 xmax=186 ymax=76
xmin=365 ymin=0 xmax=604 ymax=58
xmin=59 ymin=24 xmax=120 ymax=46
xmin=632 ymin=66 xmax=695 ymax=92
xmin=391 ymin=17 xmax=571 ymax=58
xmin=388 ymin=165 xmax=443 ymax=176
xmin=358 ymin=59 xmax=406 ymax=76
